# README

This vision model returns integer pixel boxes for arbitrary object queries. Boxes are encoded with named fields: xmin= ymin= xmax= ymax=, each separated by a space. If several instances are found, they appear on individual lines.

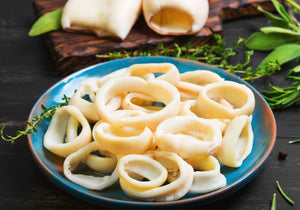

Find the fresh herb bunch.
xmin=245 ymin=0 xmax=300 ymax=109
xmin=0 ymin=95 xmax=69 ymax=145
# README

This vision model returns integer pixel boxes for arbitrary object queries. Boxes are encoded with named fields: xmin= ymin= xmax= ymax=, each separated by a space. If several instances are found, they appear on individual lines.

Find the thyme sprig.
xmin=0 ymin=95 xmax=69 ymax=145
xmin=96 ymin=34 xmax=255 ymax=80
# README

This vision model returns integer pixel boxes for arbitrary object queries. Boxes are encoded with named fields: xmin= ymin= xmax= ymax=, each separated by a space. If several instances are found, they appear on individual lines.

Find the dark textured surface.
xmin=1 ymin=0 xmax=300 ymax=209
xmin=33 ymin=0 xmax=275 ymax=75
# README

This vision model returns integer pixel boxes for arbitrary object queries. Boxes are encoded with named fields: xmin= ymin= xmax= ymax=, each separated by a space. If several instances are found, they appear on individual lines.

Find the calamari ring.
xmin=84 ymin=150 xmax=117 ymax=174
xmin=64 ymin=116 xmax=79 ymax=143
xmin=176 ymin=70 xmax=223 ymax=100
xmin=93 ymin=121 xmax=153 ymax=155
xmin=117 ymin=154 xmax=168 ymax=190
xmin=179 ymin=100 xmax=228 ymax=133
xmin=69 ymin=79 xmax=100 ymax=122
xmin=185 ymin=155 xmax=226 ymax=193
xmin=63 ymin=141 xmax=119 ymax=190
xmin=196 ymin=81 xmax=255 ymax=119
xmin=122 ymin=92 xmax=163 ymax=114
xmin=128 ymin=63 xmax=180 ymax=85
xmin=217 ymin=115 xmax=254 ymax=167
xmin=43 ymin=105 xmax=92 ymax=157
xmin=155 ymin=116 xmax=222 ymax=159
xmin=95 ymin=76 xmax=181 ymax=130
xmin=119 ymin=151 xmax=194 ymax=201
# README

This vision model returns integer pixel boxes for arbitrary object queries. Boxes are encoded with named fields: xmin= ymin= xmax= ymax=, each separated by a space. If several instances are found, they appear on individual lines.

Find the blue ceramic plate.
xmin=27 ymin=57 xmax=276 ymax=208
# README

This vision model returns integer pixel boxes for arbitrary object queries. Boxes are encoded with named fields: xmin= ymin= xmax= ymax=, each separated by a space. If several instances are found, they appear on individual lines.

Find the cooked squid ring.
xmin=117 ymin=154 xmax=168 ymax=190
xmin=179 ymin=100 xmax=228 ymax=133
xmin=64 ymin=116 xmax=79 ymax=143
xmin=143 ymin=0 xmax=209 ymax=35
xmin=122 ymin=92 xmax=163 ymax=114
xmin=95 ymin=76 xmax=181 ymax=130
xmin=69 ymin=79 xmax=100 ymax=122
xmin=119 ymin=151 xmax=194 ymax=201
xmin=93 ymin=121 xmax=153 ymax=156
xmin=176 ymin=70 xmax=224 ymax=100
xmin=155 ymin=116 xmax=222 ymax=159
xmin=185 ymin=155 xmax=226 ymax=193
xmin=63 ymin=141 xmax=119 ymax=190
xmin=217 ymin=115 xmax=254 ymax=167
xmin=43 ymin=105 xmax=92 ymax=158
xmin=127 ymin=63 xmax=180 ymax=86
xmin=84 ymin=150 xmax=117 ymax=174
xmin=196 ymin=81 xmax=255 ymax=119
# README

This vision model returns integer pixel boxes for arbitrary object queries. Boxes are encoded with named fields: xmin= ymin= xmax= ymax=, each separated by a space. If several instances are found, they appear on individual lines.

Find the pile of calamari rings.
xmin=43 ymin=63 xmax=255 ymax=202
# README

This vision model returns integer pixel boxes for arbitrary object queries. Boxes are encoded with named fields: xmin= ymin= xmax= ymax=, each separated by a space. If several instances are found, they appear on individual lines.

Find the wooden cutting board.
xmin=33 ymin=0 xmax=275 ymax=75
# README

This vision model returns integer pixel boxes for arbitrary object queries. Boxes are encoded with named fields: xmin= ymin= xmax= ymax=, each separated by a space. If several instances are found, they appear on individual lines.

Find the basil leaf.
xmin=258 ymin=6 xmax=289 ymax=28
xmin=261 ymin=26 xmax=300 ymax=36
xmin=28 ymin=8 xmax=63 ymax=36
xmin=245 ymin=32 xmax=299 ymax=51
xmin=271 ymin=0 xmax=293 ymax=23
xmin=256 ymin=43 xmax=300 ymax=74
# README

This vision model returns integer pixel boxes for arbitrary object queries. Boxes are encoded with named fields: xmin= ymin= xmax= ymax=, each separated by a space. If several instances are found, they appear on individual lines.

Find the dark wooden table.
xmin=1 ymin=0 xmax=300 ymax=209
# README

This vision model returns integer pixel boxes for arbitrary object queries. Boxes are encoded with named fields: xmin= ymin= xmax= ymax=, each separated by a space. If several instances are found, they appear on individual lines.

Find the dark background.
xmin=1 ymin=0 xmax=300 ymax=209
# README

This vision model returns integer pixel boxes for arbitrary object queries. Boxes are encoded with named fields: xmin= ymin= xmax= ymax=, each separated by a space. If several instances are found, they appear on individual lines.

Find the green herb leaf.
xmin=258 ymin=6 xmax=289 ymax=28
xmin=260 ymin=26 xmax=300 ymax=36
xmin=276 ymin=181 xmax=295 ymax=205
xmin=256 ymin=43 xmax=300 ymax=74
xmin=286 ymin=0 xmax=300 ymax=12
xmin=287 ymin=65 xmax=300 ymax=75
xmin=28 ymin=8 xmax=63 ymax=36
xmin=271 ymin=0 xmax=293 ymax=23
xmin=245 ymin=31 xmax=299 ymax=51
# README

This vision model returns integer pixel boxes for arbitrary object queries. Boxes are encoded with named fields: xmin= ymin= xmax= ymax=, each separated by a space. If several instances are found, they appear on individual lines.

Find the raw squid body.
xmin=61 ymin=0 xmax=142 ymax=40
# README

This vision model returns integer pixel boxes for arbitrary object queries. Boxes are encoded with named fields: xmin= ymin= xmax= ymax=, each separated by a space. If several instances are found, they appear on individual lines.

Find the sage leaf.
xmin=271 ymin=0 xmax=293 ymax=23
xmin=28 ymin=8 xmax=63 ymax=36
xmin=286 ymin=0 xmax=300 ymax=12
xmin=288 ymin=65 xmax=300 ymax=75
xmin=257 ymin=6 xmax=289 ymax=28
xmin=245 ymin=31 xmax=299 ymax=51
xmin=260 ymin=26 xmax=300 ymax=36
xmin=256 ymin=43 xmax=300 ymax=74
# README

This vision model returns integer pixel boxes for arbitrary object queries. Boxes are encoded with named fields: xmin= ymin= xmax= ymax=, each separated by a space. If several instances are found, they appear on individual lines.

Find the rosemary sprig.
xmin=276 ymin=180 xmax=295 ymax=205
xmin=0 ymin=95 xmax=69 ymax=145
xmin=289 ymin=139 xmax=300 ymax=143
xmin=271 ymin=193 xmax=276 ymax=210
xmin=263 ymin=67 xmax=300 ymax=109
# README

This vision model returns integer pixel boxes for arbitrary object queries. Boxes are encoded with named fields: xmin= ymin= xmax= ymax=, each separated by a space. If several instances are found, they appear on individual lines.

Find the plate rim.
xmin=27 ymin=56 xmax=277 ymax=207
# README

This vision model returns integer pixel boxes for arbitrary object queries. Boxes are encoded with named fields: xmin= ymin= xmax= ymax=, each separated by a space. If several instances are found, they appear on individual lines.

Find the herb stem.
xmin=276 ymin=180 xmax=295 ymax=205
xmin=0 ymin=95 xmax=69 ymax=145
xmin=271 ymin=193 xmax=276 ymax=210
xmin=289 ymin=139 xmax=300 ymax=143
xmin=0 ymin=109 xmax=52 ymax=142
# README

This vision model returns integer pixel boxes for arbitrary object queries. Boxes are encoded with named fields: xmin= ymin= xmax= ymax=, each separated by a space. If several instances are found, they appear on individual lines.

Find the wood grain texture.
xmin=33 ymin=0 xmax=275 ymax=75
